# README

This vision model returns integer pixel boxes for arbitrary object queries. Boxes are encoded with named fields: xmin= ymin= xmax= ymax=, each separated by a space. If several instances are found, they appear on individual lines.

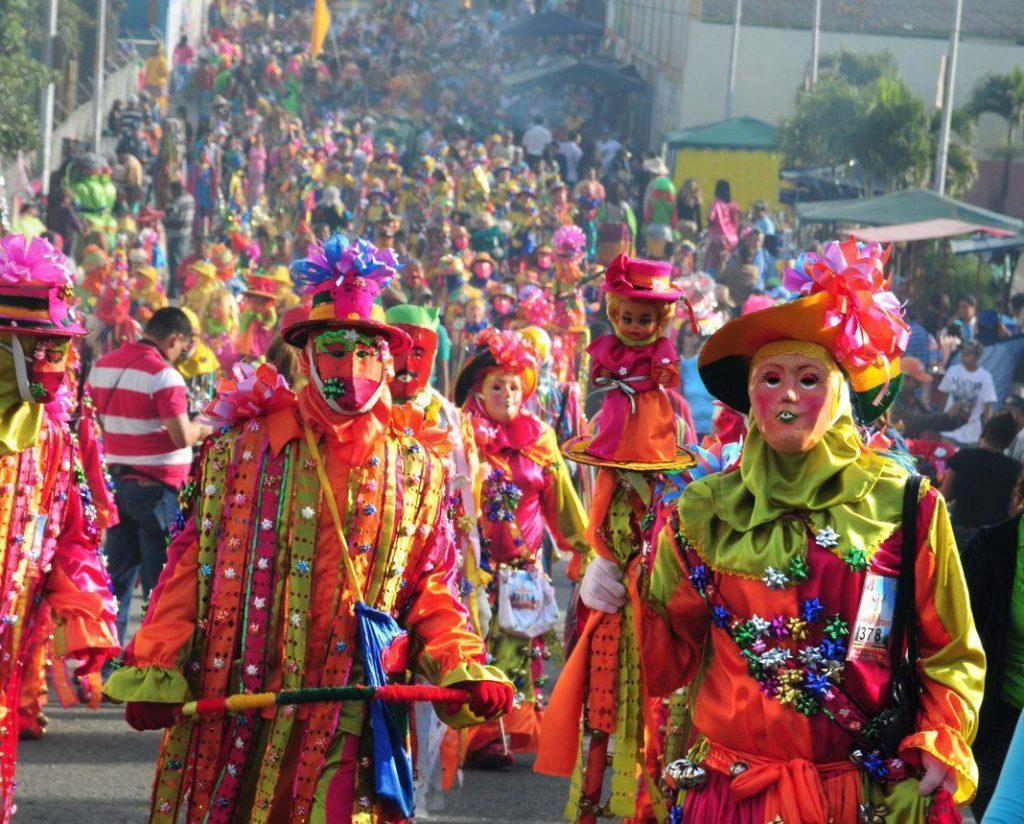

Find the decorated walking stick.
xmin=181 ymin=684 xmax=471 ymax=717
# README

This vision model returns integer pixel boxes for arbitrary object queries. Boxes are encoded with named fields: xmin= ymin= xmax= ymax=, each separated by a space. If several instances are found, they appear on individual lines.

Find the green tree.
xmin=780 ymin=50 xmax=957 ymax=194
xmin=0 ymin=0 xmax=54 ymax=158
xmin=968 ymin=67 xmax=1024 ymax=212
xmin=857 ymin=75 xmax=932 ymax=193
xmin=817 ymin=48 xmax=898 ymax=87
xmin=778 ymin=76 xmax=867 ymax=171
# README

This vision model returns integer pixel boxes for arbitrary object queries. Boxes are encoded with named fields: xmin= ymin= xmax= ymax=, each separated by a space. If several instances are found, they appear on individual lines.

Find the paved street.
xmin=14 ymin=707 xmax=568 ymax=823
xmin=14 ymin=569 xmax=574 ymax=822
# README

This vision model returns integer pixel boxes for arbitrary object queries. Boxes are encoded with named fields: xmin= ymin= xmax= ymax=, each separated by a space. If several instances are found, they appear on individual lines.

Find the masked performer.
xmin=581 ymin=239 xmax=984 ymax=823
xmin=0 ymin=234 xmax=119 ymax=819
xmin=104 ymin=235 xmax=513 ymax=824
xmin=456 ymin=329 xmax=590 ymax=769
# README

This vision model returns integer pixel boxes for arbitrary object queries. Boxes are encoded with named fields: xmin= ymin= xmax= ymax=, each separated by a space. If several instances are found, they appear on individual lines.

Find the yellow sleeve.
xmin=898 ymin=491 xmax=986 ymax=805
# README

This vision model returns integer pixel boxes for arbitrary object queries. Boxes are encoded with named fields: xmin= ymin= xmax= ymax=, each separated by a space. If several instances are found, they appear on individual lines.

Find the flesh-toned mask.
xmin=310 ymin=328 xmax=390 ymax=414
xmin=390 ymin=325 xmax=438 ymax=403
xmin=480 ymin=370 xmax=523 ymax=423
xmin=749 ymin=350 xmax=836 ymax=454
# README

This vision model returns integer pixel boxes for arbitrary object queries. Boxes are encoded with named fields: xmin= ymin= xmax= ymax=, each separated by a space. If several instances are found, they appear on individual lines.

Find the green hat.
xmin=384 ymin=304 xmax=439 ymax=332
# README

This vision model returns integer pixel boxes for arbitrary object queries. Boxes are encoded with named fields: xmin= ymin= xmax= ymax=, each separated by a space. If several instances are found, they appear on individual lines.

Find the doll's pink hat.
xmin=602 ymin=253 xmax=682 ymax=302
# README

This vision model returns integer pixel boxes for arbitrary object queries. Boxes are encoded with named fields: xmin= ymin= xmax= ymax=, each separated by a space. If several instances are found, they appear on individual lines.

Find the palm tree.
xmin=968 ymin=68 xmax=1024 ymax=212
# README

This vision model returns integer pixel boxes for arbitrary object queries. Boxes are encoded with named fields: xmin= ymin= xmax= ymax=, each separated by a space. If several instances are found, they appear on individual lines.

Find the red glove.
xmin=125 ymin=701 xmax=181 ymax=731
xmin=447 ymin=680 xmax=515 ymax=719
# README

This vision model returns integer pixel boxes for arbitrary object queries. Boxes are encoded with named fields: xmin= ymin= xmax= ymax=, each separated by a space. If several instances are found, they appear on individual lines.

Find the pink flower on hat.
xmin=0 ymin=234 xmax=74 ymax=288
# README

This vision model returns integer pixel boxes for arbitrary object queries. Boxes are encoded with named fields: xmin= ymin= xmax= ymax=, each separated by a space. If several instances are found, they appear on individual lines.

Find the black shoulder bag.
xmin=877 ymin=473 xmax=924 ymax=757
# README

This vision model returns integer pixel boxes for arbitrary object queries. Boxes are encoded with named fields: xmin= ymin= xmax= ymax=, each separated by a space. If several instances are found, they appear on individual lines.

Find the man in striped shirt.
xmin=87 ymin=307 xmax=213 ymax=644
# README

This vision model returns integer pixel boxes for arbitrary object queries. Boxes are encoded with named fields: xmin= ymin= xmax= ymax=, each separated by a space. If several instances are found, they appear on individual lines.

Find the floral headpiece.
xmin=699 ymin=237 xmax=909 ymax=422
xmin=476 ymin=328 xmax=537 ymax=375
xmin=282 ymin=233 xmax=410 ymax=352
xmin=289 ymin=234 xmax=399 ymax=294
xmin=518 ymin=286 xmax=555 ymax=328
xmin=781 ymin=238 xmax=908 ymax=378
xmin=552 ymin=225 xmax=586 ymax=262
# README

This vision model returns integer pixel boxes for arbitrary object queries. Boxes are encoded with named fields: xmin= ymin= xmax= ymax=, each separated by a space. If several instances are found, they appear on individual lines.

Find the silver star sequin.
xmin=762 ymin=566 xmax=790 ymax=590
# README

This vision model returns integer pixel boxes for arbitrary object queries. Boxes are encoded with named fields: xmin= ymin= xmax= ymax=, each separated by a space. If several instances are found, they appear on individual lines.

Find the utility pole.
xmin=93 ymin=0 xmax=107 ymax=152
xmin=40 ymin=0 xmax=60 ymax=188
xmin=933 ymin=0 xmax=964 ymax=195
xmin=810 ymin=0 xmax=822 ymax=86
xmin=725 ymin=0 xmax=742 ymax=118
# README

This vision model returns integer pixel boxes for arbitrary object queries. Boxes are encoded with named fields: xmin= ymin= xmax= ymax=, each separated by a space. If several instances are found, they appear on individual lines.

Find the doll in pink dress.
xmin=585 ymin=254 xmax=682 ymax=464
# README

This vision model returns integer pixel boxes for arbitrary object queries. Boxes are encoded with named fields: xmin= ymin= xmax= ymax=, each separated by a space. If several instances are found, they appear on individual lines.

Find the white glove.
xmin=918 ymin=750 xmax=957 ymax=796
xmin=579 ymin=556 xmax=627 ymax=613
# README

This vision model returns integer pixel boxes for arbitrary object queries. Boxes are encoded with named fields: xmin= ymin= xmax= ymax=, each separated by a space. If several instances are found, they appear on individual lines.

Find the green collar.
xmin=679 ymin=415 xmax=907 ymax=579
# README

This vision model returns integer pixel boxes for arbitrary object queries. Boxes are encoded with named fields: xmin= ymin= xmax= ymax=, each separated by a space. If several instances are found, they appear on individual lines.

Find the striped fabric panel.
xmin=86 ymin=343 xmax=191 ymax=488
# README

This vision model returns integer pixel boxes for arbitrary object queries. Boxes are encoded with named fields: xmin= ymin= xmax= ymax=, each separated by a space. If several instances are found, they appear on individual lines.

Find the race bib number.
xmin=847 ymin=572 xmax=897 ymax=665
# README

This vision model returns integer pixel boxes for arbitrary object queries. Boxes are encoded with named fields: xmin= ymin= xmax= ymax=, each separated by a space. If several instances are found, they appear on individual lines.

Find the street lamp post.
xmin=933 ymin=0 xmax=964 ymax=195
xmin=725 ymin=0 xmax=743 ymax=118
xmin=810 ymin=0 xmax=821 ymax=86
xmin=93 ymin=0 xmax=107 ymax=152
xmin=40 ymin=0 xmax=60 ymax=188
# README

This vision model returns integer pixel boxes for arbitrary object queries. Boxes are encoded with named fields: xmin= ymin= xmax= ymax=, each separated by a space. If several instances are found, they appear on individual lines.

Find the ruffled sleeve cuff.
xmin=434 ymin=661 xmax=514 ymax=730
xmin=48 ymin=591 xmax=119 ymax=656
xmin=60 ymin=615 xmax=120 ymax=658
xmin=900 ymin=724 xmax=978 ymax=805
xmin=102 ymin=665 xmax=193 ymax=705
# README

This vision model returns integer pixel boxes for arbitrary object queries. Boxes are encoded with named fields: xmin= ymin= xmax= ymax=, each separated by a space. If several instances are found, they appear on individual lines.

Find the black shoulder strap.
xmin=891 ymin=474 xmax=924 ymax=670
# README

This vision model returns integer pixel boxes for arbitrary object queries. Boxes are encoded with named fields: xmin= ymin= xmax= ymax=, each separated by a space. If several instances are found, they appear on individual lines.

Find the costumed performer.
xmin=0 ymin=234 xmax=120 ymax=819
xmin=456 ymin=328 xmax=591 ymax=769
xmin=540 ymin=259 xmax=695 ymax=822
xmin=581 ymin=239 xmax=984 ymax=823
xmin=19 ymin=341 xmax=119 ymax=737
xmin=384 ymin=303 xmax=485 ymax=812
xmin=103 ymin=234 xmax=513 ymax=824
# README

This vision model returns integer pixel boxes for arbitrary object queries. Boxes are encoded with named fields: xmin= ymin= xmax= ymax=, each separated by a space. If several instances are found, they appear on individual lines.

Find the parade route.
xmin=15 ymin=708 xmax=568 ymax=823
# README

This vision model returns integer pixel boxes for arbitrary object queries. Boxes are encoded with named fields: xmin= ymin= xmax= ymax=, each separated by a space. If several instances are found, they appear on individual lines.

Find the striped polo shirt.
xmin=86 ymin=340 xmax=192 ymax=489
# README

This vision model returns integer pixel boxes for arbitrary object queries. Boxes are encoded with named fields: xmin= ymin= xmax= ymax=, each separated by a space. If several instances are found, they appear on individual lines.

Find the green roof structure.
xmin=665 ymin=117 xmax=779 ymax=151
xmin=796 ymin=188 xmax=1024 ymax=234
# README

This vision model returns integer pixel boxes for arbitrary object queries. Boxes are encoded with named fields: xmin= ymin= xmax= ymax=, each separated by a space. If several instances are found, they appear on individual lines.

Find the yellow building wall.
xmin=671 ymin=148 xmax=781 ymax=212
